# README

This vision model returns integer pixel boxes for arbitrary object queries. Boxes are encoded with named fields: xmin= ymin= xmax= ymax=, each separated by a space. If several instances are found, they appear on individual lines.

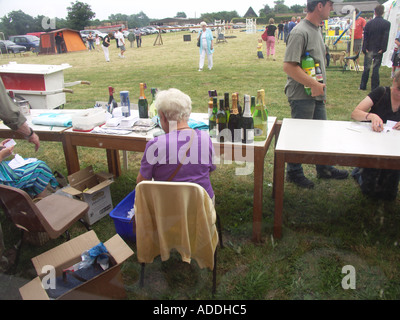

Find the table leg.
xmin=273 ymin=152 xmax=285 ymax=239
xmin=107 ymin=149 xmax=122 ymax=177
xmin=252 ymin=148 xmax=264 ymax=243
xmin=63 ymin=135 xmax=80 ymax=175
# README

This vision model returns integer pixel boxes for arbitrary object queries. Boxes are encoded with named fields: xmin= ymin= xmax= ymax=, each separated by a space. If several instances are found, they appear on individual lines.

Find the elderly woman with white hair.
xmin=136 ymin=88 xmax=216 ymax=200
xmin=197 ymin=21 xmax=214 ymax=71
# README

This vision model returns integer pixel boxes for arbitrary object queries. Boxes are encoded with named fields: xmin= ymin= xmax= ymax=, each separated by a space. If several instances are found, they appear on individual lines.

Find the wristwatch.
xmin=25 ymin=127 xmax=34 ymax=139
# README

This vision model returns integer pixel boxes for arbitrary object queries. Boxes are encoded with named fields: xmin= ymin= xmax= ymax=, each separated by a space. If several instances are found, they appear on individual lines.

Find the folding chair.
xmin=134 ymin=181 xmax=223 ymax=295
xmin=0 ymin=184 xmax=90 ymax=272
xmin=343 ymin=51 xmax=360 ymax=73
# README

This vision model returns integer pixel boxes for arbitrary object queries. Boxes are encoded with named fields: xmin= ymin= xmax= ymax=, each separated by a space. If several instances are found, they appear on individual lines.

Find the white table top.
xmin=65 ymin=111 xmax=277 ymax=147
xmin=276 ymin=118 xmax=400 ymax=158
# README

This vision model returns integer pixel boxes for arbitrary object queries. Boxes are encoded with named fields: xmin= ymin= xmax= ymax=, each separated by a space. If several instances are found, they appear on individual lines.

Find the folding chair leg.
xmin=79 ymin=218 xmax=91 ymax=231
xmin=212 ymin=248 xmax=217 ymax=296
xmin=216 ymin=214 xmax=223 ymax=248
xmin=5 ymin=229 xmax=24 ymax=275
xmin=140 ymin=263 xmax=145 ymax=288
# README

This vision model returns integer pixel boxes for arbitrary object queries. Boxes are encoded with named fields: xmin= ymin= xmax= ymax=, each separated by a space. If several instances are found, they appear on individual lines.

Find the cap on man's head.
xmin=307 ymin=0 xmax=343 ymax=3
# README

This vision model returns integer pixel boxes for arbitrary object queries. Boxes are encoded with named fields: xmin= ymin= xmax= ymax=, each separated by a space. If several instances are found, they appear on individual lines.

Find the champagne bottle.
xmin=253 ymin=90 xmax=268 ymax=141
xmin=301 ymin=52 xmax=316 ymax=95
xmin=138 ymin=83 xmax=148 ymax=118
xmin=228 ymin=93 xmax=241 ymax=143
xmin=209 ymin=98 xmax=218 ymax=138
xmin=148 ymin=87 xmax=158 ymax=118
xmin=241 ymin=95 xmax=254 ymax=144
xmin=250 ymin=96 xmax=256 ymax=115
xmin=217 ymin=98 xmax=227 ymax=143
xmin=315 ymin=63 xmax=323 ymax=84
xmin=108 ymin=86 xmax=118 ymax=114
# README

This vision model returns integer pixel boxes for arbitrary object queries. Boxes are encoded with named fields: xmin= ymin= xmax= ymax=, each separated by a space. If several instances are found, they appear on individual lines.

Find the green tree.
xmin=0 ymin=10 xmax=35 ymax=36
xmin=66 ymin=1 xmax=96 ymax=31
xmin=176 ymin=12 xmax=187 ymax=18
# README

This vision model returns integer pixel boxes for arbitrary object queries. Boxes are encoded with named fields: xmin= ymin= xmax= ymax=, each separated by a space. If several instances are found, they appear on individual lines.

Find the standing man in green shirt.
xmin=283 ymin=0 xmax=349 ymax=189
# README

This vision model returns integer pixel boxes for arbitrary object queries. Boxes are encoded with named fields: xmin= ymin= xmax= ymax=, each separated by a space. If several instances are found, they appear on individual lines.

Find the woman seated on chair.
xmin=0 ymin=139 xmax=58 ymax=198
xmin=136 ymin=88 xmax=216 ymax=200
xmin=350 ymin=71 xmax=400 ymax=201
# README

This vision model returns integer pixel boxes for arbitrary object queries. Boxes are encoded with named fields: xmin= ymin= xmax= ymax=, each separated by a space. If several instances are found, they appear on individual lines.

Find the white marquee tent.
xmin=382 ymin=0 xmax=400 ymax=67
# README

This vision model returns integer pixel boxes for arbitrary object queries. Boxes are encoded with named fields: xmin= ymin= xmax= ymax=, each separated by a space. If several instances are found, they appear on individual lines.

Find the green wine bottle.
xmin=217 ymin=98 xmax=227 ymax=143
xmin=253 ymin=90 xmax=268 ymax=141
xmin=250 ymin=96 xmax=256 ymax=115
xmin=148 ymin=87 xmax=158 ymax=118
xmin=224 ymin=92 xmax=230 ymax=123
xmin=209 ymin=98 xmax=217 ymax=138
xmin=138 ymin=83 xmax=148 ymax=118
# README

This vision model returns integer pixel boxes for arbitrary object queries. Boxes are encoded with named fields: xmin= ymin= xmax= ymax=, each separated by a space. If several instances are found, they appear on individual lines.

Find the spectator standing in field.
xmin=359 ymin=4 xmax=390 ymax=91
xmin=265 ymin=18 xmax=278 ymax=61
xmin=135 ymin=28 xmax=142 ymax=48
xmin=278 ymin=21 xmax=284 ymax=40
xmin=349 ymin=9 xmax=366 ymax=65
xmin=197 ymin=21 xmax=214 ymax=71
xmin=115 ymin=28 xmax=126 ymax=58
xmin=283 ymin=0 xmax=349 ymax=189
xmin=284 ymin=20 xmax=289 ymax=43
xmin=102 ymin=32 xmax=112 ymax=62
xmin=87 ymin=32 xmax=95 ymax=51
xmin=288 ymin=17 xmax=297 ymax=33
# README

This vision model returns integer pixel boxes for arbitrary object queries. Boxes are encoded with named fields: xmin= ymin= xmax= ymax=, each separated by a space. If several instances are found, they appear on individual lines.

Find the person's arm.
xmin=16 ymin=122 xmax=40 ymax=151
xmin=351 ymin=96 xmax=384 ymax=132
xmin=283 ymin=61 xmax=325 ymax=97
xmin=136 ymin=172 xmax=148 ymax=184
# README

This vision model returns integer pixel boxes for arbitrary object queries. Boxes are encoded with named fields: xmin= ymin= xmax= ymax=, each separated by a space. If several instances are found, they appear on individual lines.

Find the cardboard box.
xmin=19 ymin=230 xmax=134 ymax=300
xmin=62 ymin=166 xmax=114 ymax=225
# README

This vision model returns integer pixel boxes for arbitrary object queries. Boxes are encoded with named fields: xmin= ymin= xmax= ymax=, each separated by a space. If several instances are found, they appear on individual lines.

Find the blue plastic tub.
xmin=109 ymin=190 xmax=136 ymax=242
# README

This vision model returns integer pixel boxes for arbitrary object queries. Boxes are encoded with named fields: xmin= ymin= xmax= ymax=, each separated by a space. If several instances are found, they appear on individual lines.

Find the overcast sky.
xmin=0 ymin=0 xmax=307 ymax=20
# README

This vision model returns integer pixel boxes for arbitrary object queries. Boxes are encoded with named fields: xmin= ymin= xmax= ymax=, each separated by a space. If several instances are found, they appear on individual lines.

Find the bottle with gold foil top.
xmin=138 ymin=83 xmax=148 ymax=118
xmin=228 ymin=93 xmax=241 ymax=142
xmin=252 ymin=89 xmax=268 ymax=141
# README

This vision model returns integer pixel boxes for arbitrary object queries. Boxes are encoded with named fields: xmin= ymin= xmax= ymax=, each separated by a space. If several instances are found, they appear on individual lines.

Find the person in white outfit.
xmin=197 ymin=21 xmax=214 ymax=71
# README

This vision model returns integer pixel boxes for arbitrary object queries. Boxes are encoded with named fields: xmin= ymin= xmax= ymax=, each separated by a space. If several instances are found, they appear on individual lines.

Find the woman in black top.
xmin=265 ymin=18 xmax=278 ymax=61
xmin=351 ymin=72 xmax=400 ymax=200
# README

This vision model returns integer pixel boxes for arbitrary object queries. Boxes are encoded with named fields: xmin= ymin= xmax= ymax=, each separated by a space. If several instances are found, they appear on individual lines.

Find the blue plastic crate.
xmin=109 ymin=190 xmax=136 ymax=242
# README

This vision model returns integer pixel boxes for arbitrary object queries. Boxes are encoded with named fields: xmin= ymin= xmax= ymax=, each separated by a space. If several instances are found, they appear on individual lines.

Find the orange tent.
xmin=39 ymin=28 xmax=86 ymax=55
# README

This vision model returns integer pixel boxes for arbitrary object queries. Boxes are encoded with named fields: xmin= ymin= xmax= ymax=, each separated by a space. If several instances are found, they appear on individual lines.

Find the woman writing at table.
xmin=136 ymin=88 xmax=216 ymax=201
xmin=351 ymin=71 xmax=400 ymax=200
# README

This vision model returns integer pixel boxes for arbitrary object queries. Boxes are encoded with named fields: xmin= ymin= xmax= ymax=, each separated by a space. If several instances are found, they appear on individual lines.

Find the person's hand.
xmin=392 ymin=121 xmax=400 ymax=130
xmin=310 ymin=82 xmax=325 ymax=97
xmin=28 ymin=133 xmax=40 ymax=152
xmin=370 ymin=114 xmax=384 ymax=132
xmin=0 ymin=144 xmax=14 ymax=162
xmin=0 ymin=139 xmax=11 ymax=147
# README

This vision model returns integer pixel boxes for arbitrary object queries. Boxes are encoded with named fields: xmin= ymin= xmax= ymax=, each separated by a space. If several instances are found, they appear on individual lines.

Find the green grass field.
xmin=0 ymin=28 xmax=399 ymax=300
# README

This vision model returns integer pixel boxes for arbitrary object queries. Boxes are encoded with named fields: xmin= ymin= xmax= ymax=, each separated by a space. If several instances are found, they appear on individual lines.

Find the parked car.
xmin=8 ymin=35 xmax=39 ymax=51
xmin=0 ymin=40 xmax=27 ymax=54
xmin=80 ymin=30 xmax=108 ymax=42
